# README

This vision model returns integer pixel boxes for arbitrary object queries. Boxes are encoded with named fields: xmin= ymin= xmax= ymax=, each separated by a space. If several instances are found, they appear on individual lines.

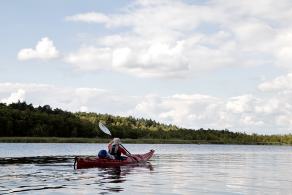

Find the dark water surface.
xmin=0 ymin=143 xmax=292 ymax=194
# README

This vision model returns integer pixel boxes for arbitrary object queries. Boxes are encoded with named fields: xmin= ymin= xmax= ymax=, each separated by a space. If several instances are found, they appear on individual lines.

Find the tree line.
xmin=0 ymin=102 xmax=97 ymax=138
xmin=0 ymin=101 xmax=292 ymax=144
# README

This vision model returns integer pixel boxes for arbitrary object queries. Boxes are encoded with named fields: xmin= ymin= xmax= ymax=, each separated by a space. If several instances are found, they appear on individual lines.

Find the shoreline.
xmin=0 ymin=137 xmax=289 ymax=145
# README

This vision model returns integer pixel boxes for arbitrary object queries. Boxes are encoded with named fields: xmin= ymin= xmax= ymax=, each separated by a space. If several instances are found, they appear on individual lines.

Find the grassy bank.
xmin=0 ymin=137 xmax=288 ymax=145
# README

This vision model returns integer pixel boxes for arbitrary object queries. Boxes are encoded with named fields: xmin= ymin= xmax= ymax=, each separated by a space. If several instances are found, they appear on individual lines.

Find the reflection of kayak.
xmin=75 ymin=150 xmax=155 ymax=169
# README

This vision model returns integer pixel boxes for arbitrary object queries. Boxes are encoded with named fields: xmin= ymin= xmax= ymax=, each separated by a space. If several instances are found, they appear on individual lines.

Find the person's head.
xmin=112 ymin=137 xmax=121 ymax=145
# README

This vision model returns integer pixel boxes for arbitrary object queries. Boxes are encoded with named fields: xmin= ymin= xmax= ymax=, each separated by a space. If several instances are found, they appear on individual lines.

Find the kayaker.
xmin=108 ymin=138 xmax=131 ymax=160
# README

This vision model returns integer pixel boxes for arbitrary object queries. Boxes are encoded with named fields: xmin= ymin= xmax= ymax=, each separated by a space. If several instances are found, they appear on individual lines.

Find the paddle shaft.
xmin=120 ymin=143 xmax=139 ymax=162
xmin=120 ymin=143 xmax=131 ymax=155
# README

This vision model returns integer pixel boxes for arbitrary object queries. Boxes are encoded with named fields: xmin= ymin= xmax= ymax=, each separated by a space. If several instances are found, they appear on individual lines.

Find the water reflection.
xmin=87 ymin=163 xmax=154 ymax=193
xmin=0 ymin=156 xmax=154 ymax=194
xmin=0 ymin=156 xmax=73 ymax=165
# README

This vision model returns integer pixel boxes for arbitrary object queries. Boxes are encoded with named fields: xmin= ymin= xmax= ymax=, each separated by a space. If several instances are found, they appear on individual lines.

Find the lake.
xmin=0 ymin=143 xmax=292 ymax=194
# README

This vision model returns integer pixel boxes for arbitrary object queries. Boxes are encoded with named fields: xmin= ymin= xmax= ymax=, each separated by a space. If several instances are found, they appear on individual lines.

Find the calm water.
xmin=0 ymin=143 xmax=292 ymax=194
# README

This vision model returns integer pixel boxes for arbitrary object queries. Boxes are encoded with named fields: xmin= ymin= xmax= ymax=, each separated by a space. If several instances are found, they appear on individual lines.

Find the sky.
xmin=1 ymin=0 xmax=292 ymax=134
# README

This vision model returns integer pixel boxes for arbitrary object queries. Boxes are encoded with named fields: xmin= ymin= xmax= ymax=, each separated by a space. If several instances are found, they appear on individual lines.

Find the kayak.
xmin=74 ymin=149 xmax=155 ymax=169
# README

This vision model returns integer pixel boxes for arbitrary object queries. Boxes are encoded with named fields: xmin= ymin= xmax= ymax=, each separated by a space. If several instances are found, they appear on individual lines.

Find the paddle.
xmin=98 ymin=122 xmax=112 ymax=136
xmin=98 ymin=122 xmax=138 ymax=161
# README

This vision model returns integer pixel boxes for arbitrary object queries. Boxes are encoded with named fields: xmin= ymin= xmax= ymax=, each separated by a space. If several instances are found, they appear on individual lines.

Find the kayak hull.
xmin=75 ymin=150 xmax=154 ymax=169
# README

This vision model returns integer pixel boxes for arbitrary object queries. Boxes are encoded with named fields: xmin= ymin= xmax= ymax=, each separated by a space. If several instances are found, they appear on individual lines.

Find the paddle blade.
xmin=99 ymin=122 xmax=112 ymax=136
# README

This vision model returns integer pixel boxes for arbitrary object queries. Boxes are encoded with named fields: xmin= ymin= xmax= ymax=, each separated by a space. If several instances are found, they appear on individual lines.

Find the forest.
xmin=0 ymin=101 xmax=292 ymax=144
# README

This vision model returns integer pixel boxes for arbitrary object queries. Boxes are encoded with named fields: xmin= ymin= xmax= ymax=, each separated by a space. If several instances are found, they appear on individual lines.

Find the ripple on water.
xmin=1 ymin=144 xmax=292 ymax=194
xmin=0 ymin=155 xmax=156 ymax=194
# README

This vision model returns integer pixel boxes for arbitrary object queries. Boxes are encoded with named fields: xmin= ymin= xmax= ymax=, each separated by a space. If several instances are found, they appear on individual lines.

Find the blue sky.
xmin=1 ymin=0 xmax=292 ymax=134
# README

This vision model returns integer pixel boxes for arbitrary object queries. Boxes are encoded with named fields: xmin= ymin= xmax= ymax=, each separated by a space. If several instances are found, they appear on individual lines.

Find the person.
xmin=108 ymin=138 xmax=131 ymax=160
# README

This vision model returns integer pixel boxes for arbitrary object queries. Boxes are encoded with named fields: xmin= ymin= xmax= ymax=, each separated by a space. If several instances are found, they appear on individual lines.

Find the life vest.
xmin=109 ymin=144 xmax=120 ymax=156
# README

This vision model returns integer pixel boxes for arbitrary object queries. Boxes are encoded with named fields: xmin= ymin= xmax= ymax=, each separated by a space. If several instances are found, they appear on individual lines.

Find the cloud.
xmin=1 ymin=81 xmax=292 ymax=134
xmin=64 ymin=47 xmax=112 ymax=71
xmin=64 ymin=0 xmax=292 ymax=78
xmin=17 ymin=37 xmax=60 ymax=61
xmin=240 ymin=116 xmax=264 ymax=127
xmin=255 ymin=98 xmax=280 ymax=114
xmin=276 ymin=115 xmax=292 ymax=127
xmin=129 ymin=93 xmax=260 ymax=132
xmin=258 ymin=73 xmax=292 ymax=92
xmin=0 ymin=82 xmax=138 ymax=115
xmin=226 ymin=95 xmax=255 ymax=114
xmin=1 ymin=89 xmax=26 ymax=104
xmin=79 ymin=106 xmax=88 ymax=112
xmin=64 ymin=41 xmax=190 ymax=78
xmin=65 ymin=12 xmax=110 ymax=23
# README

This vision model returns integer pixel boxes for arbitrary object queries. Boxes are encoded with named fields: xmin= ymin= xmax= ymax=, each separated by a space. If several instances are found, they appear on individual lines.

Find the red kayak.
xmin=74 ymin=150 xmax=155 ymax=169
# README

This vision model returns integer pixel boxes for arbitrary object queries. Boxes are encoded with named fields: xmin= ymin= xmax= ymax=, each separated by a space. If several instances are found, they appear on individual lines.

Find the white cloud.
xmin=133 ymin=94 xmax=164 ymax=119
xmin=240 ymin=116 xmax=264 ymax=126
xmin=129 ymin=93 xmax=232 ymax=130
xmin=255 ymin=98 xmax=280 ymax=114
xmin=79 ymin=106 xmax=88 ymax=112
xmin=258 ymin=73 xmax=292 ymax=92
xmin=64 ymin=41 xmax=190 ymax=78
xmin=1 ymin=89 xmax=26 ymax=104
xmin=129 ymin=86 xmax=292 ymax=133
xmin=65 ymin=12 xmax=110 ymax=23
xmin=63 ymin=0 xmax=292 ymax=78
xmin=276 ymin=115 xmax=292 ymax=127
xmin=0 ymin=82 xmax=138 ymax=115
xmin=226 ymin=95 xmax=255 ymax=114
xmin=18 ymin=37 xmax=59 ymax=61
xmin=64 ymin=47 xmax=112 ymax=71
xmin=112 ymin=47 xmax=133 ymax=68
